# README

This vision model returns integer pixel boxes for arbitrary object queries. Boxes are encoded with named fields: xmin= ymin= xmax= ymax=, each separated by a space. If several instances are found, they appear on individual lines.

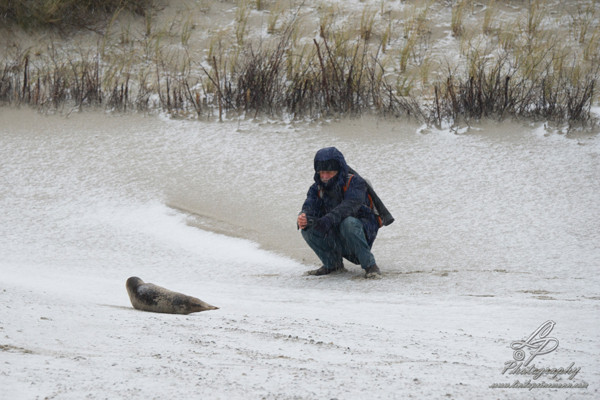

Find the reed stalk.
xmin=0 ymin=0 xmax=597 ymax=128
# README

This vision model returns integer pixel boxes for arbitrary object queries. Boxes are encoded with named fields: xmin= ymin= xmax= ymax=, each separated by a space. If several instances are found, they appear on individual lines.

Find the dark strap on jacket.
xmin=347 ymin=166 xmax=394 ymax=226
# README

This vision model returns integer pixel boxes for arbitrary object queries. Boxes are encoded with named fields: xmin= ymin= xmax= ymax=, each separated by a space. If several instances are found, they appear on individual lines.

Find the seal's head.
xmin=126 ymin=276 xmax=144 ymax=292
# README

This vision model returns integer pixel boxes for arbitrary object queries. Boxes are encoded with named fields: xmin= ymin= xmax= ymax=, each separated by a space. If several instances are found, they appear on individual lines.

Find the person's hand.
xmin=297 ymin=213 xmax=308 ymax=230
xmin=313 ymin=216 xmax=333 ymax=234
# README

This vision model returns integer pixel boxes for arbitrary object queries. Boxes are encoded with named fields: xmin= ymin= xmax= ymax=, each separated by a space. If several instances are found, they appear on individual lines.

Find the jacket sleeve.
xmin=301 ymin=183 xmax=321 ymax=217
xmin=325 ymin=176 xmax=367 ymax=226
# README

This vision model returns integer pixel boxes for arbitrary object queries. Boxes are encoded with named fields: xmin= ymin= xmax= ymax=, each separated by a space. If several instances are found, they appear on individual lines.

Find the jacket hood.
xmin=313 ymin=147 xmax=349 ymax=186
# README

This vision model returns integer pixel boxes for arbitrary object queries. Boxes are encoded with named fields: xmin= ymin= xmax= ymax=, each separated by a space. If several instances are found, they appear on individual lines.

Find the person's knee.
xmin=301 ymin=228 xmax=309 ymax=240
xmin=301 ymin=226 xmax=327 ymax=242
xmin=301 ymin=227 xmax=318 ymax=243
xmin=339 ymin=217 xmax=362 ymax=235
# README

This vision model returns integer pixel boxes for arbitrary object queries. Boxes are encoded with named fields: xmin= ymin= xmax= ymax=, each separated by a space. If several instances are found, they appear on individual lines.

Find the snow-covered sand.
xmin=1 ymin=109 xmax=599 ymax=399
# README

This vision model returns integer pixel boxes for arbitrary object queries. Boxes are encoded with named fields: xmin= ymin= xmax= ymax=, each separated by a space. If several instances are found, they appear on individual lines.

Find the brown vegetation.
xmin=0 ymin=0 xmax=598 ymax=129
xmin=0 ymin=0 xmax=154 ymax=30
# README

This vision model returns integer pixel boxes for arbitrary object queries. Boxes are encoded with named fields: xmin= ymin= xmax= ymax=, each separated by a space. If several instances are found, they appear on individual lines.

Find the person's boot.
xmin=364 ymin=264 xmax=382 ymax=279
xmin=306 ymin=263 xmax=345 ymax=276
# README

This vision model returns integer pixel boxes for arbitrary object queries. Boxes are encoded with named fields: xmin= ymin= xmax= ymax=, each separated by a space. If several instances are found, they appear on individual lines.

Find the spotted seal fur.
xmin=126 ymin=277 xmax=218 ymax=314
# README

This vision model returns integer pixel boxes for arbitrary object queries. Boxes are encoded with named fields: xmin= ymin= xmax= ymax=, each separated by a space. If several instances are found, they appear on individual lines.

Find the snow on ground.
xmin=1 ymin=109 xmax=599 ymax=399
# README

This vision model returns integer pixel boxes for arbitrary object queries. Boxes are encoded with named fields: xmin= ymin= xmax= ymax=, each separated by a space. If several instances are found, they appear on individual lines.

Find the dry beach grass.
xmin=0 ymin=0 xmax=598 ymax=128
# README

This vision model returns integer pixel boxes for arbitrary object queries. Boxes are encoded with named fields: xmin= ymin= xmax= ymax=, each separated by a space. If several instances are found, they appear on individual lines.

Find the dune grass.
xmin=0 ymin=0 xmax=598 ymax=129
xmin=0 ymin=0 xmax=156 ymax=30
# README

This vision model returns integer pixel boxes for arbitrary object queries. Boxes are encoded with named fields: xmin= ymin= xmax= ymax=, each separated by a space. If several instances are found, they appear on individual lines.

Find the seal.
xmin=125 ymin=276 xmax=218 ymax=315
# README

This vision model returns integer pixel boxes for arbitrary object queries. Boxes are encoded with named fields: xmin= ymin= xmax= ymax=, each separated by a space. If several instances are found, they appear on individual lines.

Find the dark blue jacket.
xmin=301 ymin=147 xmax=379 ymax=246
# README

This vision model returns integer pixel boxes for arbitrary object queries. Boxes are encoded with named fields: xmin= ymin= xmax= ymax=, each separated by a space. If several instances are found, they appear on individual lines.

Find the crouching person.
xmin=297 ymin=147 xmax=388 ymax=279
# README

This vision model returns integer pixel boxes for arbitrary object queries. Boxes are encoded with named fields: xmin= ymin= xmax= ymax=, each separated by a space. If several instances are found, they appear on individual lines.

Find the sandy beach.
xmin=1 ymin=0 xmax=600 ymax=398
xmin=1 ymin=108 xmax=599 ymax=399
